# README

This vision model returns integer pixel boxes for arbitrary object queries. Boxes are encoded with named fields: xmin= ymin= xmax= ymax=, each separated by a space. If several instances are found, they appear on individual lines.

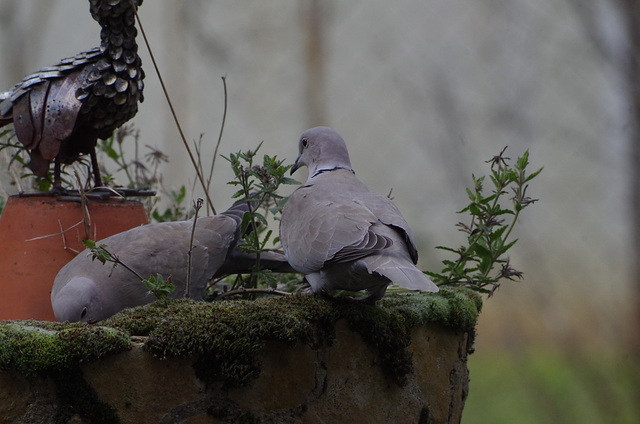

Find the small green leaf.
xmin=515 ymin=150 xmax=530 ymax=171
xmin=434 ymin=245 xmax=462 ymax=253
xmin=524 ymin=166 xmax=544 ymax=183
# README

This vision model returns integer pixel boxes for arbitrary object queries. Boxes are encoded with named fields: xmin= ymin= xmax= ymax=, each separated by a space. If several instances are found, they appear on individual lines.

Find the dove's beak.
xmin=290 ymin=156 xmax=301 ymax=175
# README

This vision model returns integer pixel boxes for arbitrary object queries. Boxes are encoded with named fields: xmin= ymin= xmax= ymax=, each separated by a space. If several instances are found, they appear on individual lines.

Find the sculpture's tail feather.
xmin=0 ymin=93 xmax=11 ymax=128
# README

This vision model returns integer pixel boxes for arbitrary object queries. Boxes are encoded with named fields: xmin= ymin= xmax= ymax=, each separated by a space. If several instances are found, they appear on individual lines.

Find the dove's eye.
xmin=301 ymin=138 xmax=309 ymax=148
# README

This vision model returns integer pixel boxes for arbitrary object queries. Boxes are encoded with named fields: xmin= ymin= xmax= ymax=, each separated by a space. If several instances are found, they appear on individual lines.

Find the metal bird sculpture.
xmin=0 ymin=0 xmax=145 ymax=190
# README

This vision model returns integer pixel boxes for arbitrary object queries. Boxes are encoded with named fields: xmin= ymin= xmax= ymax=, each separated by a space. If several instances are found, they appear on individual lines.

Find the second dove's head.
xmin=290 ymin=127 xmax=353 ymax=177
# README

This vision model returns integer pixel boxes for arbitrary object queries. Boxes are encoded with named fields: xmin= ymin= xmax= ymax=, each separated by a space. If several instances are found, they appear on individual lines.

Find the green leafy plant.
xmin=140 ymin=274 xmax=176 ymax=300
xmin=426 ymin=146 xmax=542 ymax=295
xmin=83 ymin=239 xmax=176 ymax=299
xmin=97 ymin=125 xmax=189 ymax=222
xmin=151 ymin=186 xmax=188 ymax=222
xmin=0 ymin=129 xmax=54 ymax=192
xmin=219 ymin=142 xmax=299 ymax=293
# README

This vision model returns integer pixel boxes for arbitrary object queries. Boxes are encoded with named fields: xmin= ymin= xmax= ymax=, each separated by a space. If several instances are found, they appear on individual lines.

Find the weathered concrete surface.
xmin=0 ymin=319 xmax=472 ymax=424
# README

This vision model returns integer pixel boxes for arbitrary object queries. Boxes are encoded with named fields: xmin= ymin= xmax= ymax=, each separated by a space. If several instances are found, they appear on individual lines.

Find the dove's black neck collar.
xmin=311 ymin=166 xmax=354 ymax=178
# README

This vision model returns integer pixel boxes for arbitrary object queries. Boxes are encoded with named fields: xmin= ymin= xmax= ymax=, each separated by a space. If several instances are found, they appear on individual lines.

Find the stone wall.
xmin=0 ymin=290 xmax=481 ymax=424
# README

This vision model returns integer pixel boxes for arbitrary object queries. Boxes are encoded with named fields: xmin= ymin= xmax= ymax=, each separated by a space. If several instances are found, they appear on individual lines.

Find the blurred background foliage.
xmin=0 ymin=1 xmax=638 ymax=422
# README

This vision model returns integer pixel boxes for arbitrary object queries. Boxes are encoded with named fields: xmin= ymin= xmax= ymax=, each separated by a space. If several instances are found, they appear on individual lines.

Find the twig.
xmin=93 ymin=243 xmax=145 ymax=281
xmin=186 ymin=198 xmax=204 ymax=298
xmin=216 ymin=287 xmax=292 ymax=299
xmin=74 ymin=171 xmax=91 ymax=241
xmin=206 ymin=75 xmax=228 ymax=215
xmin=134 ymin=9 xmax=216 ymax=215
xmin=25 ymin=220 xmax=83 ymax=242
xmin=58 ymin=220 xmax=80 ymax=254
xmin=109 ymin=253 xmax=145 ymax=281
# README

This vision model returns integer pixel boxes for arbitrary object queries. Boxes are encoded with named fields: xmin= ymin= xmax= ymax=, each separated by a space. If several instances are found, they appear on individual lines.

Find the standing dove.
xmin=52 ymin=201 xmax=292 ymax=323
xmin=279 ymin=127 xmax=438 ymax=302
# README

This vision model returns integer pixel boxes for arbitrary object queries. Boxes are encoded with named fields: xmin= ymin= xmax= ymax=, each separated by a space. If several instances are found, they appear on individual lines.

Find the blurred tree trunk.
xmin=301 ymin=0 xmax=326 ymax=127
xmin=623 ymin=0 xmax=640 ymax=358
xmin=0 ymin=0 xmax=54 ymax=83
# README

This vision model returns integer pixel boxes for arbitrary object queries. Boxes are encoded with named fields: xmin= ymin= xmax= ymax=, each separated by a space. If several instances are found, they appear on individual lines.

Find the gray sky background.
xmin=0 ymin=0 xmax=632 ymax=350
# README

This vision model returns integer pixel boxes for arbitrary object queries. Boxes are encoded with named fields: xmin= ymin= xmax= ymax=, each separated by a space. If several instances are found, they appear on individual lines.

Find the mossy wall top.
xmin=0 ymin=288 xmax=481 ymax=387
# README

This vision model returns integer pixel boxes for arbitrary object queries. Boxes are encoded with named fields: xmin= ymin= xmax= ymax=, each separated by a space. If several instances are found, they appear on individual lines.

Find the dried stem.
xmin=134 ymin=10 xmax=216 ymax=214
xmin=205 ymin=75 xmax=228 ymax=216
xmin=74 ymin=171 xmax=91 ymax=241
xmin=186 ymin=198 xmax=204 ymax=298
xmin=216 ymin=287 xmax=292 ymax=299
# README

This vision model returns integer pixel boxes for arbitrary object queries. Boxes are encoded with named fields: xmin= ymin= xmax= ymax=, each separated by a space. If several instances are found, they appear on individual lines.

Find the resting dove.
xmin=279 ymin=127 xmax=439 ymax=302
xmin=52 ymin=201 xmax=292 ymax=322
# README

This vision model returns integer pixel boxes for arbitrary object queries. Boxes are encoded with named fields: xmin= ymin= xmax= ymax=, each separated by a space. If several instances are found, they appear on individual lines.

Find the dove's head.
xmin=52 ymin=277 xmax=105 ymax=323
xmin=290 ymin=127 xmax=353 ymax=178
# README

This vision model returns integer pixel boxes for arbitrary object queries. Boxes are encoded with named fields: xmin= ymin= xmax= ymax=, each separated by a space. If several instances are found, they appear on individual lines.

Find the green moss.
xmin=379 ymin=286 xmax=483 ymax=329
xmin=333 ymin=287 xmax=482 ymax=386
xmin=0 ymin=321 xmax=131 ymax=375
xmin=103 ymin=294 xmax=340 ymax=388
xmin=339 ymin=301 xmax=414 ymax=386
xmin=0 ymin=321 xmax=128 ymax=422
xmin=1 ymin=287 xmax=481 ymax=389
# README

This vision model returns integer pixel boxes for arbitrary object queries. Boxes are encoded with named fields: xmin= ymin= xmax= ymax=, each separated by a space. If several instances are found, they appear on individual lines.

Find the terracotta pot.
xmin=0 ymin=195 xmax=149 ymax=321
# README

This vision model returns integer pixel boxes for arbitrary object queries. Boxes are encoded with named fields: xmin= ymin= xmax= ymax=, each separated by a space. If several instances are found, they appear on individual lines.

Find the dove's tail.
xmin=220 ymin=200 xmax=250 ymax=224
xmin=376 ymin=266 xmax=439 ymax=293
xmin=215 ymin=249 xmax=296 ymax=276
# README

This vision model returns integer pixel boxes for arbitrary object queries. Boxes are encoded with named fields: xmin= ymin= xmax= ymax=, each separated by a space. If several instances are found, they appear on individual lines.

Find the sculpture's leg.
xmin=90 ymin=147 xmax=102 ymax=188
xmin=53 ymin=158 xmax=62 ymax=190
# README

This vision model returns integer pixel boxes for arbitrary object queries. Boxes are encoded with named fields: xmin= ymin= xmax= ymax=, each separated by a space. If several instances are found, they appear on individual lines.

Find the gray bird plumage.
xmin=279 ymin=126 xmax=439 ymax=302
xmin=52 ymin=201 xmax=292 ymax=323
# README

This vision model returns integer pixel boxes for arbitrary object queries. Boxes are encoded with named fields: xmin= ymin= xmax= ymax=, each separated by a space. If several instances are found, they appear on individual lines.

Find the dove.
xmin=279 ymin=126 xmax=439 ymax=302
xmin=52 ymin=201 xmax=292 ymax=323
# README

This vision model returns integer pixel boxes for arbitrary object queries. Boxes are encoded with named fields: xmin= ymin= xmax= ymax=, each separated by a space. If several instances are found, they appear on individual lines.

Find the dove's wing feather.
xmin=280 ymin=126 xmax=439 ymax=301
xmin=354 ymin=191 xmax=420 ymax=263
xmin=281 ymin=174 xmax=382 ymax=274
xmin=52 ymin=201 xmax=291 ymax=322
xmin=358 ymin=223 xmax=439 ymax=292
xmin=52 ymin=214 xmax=239 ymax=322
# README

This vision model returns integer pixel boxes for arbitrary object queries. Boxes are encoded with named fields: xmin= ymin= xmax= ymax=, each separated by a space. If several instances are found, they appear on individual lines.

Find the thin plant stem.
xmin=216 ymin=287 xmax=291 ymax=299
xmin=93 ymin=244 xmax=145 ymax=281
xmin=186 ymin=198 xmax=204 ymax=298
xmin=74 ymin=171 xmax=91 ymax=241
xmin=134 ymin=9 xmax=216 ymax=215
xmin=117 ymin=140 xmax=134 ymax=185
xmin=206 ymin=75 xmax=228 ymax=215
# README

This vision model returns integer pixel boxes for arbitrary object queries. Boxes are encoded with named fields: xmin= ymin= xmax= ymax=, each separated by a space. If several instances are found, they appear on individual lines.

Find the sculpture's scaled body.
xmin=0 ymin=0 xmax=144 ymax=188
